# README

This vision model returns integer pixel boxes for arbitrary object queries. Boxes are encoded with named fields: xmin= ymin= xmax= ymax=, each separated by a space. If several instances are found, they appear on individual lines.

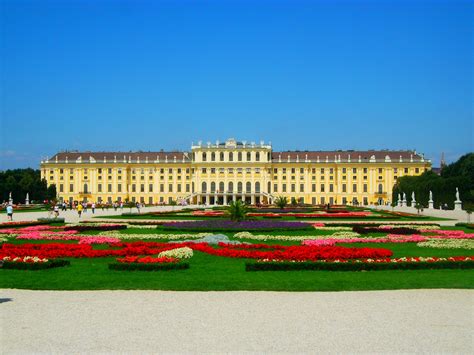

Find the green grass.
xmin=1 ymin=240 xmax=473 ymax=291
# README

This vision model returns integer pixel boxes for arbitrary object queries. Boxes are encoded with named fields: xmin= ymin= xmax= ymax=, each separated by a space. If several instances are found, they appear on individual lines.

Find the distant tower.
xmin=440 ymin=152 xmax=447 ymax=172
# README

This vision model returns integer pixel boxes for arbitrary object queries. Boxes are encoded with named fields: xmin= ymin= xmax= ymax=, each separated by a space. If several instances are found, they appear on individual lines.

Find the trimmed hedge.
xmin=352 ymin=226 xmax=418 ymax=235
xmin=37 ymin=217 xmax=65 ymax=223
xmin=108 ymin=262 xmax=189 ymax=271
xmin=1 ymin=259 xmax=70 ymax=270
xmin=245 ymin=260 xmax=474 ymax=272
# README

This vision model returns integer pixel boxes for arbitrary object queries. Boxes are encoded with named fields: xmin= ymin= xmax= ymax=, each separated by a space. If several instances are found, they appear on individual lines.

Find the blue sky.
xmin=1 ymin=0 xmax=472 ymax=170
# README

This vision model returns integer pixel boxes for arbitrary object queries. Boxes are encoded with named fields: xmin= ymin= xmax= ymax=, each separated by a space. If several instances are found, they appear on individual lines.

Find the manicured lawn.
xmin=1 ymin=240 xmax=473 ymax=291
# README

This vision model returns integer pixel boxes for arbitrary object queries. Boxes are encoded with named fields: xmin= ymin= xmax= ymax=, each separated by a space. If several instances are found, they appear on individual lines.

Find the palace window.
xmin=342 ymin=168 xmax=346 ymax=173
xmin=300 ymin=168 xmax=304 ymax=174
xmin=118 ymin=184 xmax=122 ymax=192
xmin=220 ymin=152 xmax=224 ymax=161
xmin=256 ymin=152 xmax=260 ymax=161
xmin=211 ymin=168 xmax=216 ymax=174
xmin=169 ymin=184 xmax=173 ymax=192
xmin=177 ymin=184 xmax=181 ymax=192
xmin=202 ymin=152 xmax=207 ymax=161
xmin=282 ymin=184 xmax=287 ymax=192
xmin=363 ymin=168 xmax=368 ymax=173
xmin=160 ymin=184 xmax=164 ymax=192
xmin=98 ymin=168 xmax=103 ymax=174
xmin=140 ymin=184 xmax=145 ymax=193
xmin=363 ymin=184 xmax=368 ymax=192
xmin=108 ymin=184 xmax=112 ymax=193
xmin=321 ymin=168 xmax=325 ymax=174
xmin=211 ymin=152 xmax=216 ymax=161
xmin=274 ymin=184 xmax=278 ymax=192
xmin=255 ymin=182 xmax=260 ymax=193
xmin=238 ymin=152 xmax=242 ymax=161
xmin=353 ymin=168 xmax=357 ymax=174
xmin=291 ymin=168 xmax=295 ymax=174
xmin=59 ymin=184 xmax=64 ymax=192
xmin=291 ymin=184 xmax=296 ymax=192
xmin=405 ymin=168 xmax=409 ymax=173
xmin=132 ymin=184 xmax=136 ymax=193
xmin=149 ymin=184 xmax=153 ymax=192
xmin=312 ymin=184 xmax=316 ymax=192
xmin=274 ymin=168 xmax=278 ymax=174
xmin=98 ymin=184 xmax=102 ymax=192
xmin=247 ymin=152 xmax=251 ymax=161
xmin=229 ymin=152 xmax=233 ymax=161
xmin=70 ymin=184 xmax=74 ymax=192
xmin=300 ymin=184 xmax=304 ymax=192
xmin=321 ymin=184 xmax=325 ymax=192
xmin=415 ymin=168 xmax=419 ymax=173
xmin=342 ymin=184 xmax=346 ymax=192
xmin=202 ymin=168 xmax=207 ymax=173
xmin=353 ymin=184 xmax=357 ymax=193
xmin=329 ymin=184 xmax=334 ymax=192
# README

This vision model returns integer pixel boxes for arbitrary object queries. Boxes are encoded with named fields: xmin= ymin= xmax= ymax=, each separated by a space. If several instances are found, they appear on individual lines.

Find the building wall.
xmin=41 ymin=142 xmax=430 ymax=205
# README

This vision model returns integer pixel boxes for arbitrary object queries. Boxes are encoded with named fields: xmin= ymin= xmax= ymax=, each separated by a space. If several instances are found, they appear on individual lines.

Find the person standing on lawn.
xmin=6 ymin=204 xmax=13 ymax=221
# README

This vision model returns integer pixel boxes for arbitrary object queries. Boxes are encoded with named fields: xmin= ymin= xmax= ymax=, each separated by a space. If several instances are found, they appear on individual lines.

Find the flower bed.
xmin=245 ymin=256 xmax=474 ymax=272
xmin=0 ymin=220 xmax=52 ymax=229
xmin=192 ymin=210 xmax=225 ymax=217
xmin=64 ymin=224 xmax=127 ymax=232
xmin=161 ymin=220 xmax=312 ymax=231
xmin=417 ymin=239 xmax=474 ymax=250
xmin=248 ymin=212 xmax=372 ymax=218
xmin=158 ymin=247 xmax=193 ymax=259
xmin=109 ymin=259 xmax=189 ymax=272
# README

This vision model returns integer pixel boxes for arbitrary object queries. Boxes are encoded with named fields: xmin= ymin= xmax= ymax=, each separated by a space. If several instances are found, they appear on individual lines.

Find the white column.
xmin=251 ymin=194 xmax=255 ymax=205
xmin=223 ymin=194 xmax=228 ymax=205
xmin=206 ymin=194 xmax=210 ymax=205
xmin=233 ymin=194 xmax=236 ymax=202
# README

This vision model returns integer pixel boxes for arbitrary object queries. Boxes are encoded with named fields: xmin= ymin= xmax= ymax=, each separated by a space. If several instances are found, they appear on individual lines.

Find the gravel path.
xmin=1 ymin=289 xmax=472 ymax=353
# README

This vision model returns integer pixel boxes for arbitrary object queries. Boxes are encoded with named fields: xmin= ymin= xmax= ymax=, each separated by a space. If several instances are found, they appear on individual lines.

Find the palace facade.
xmin=40 ymin=138 xmax=431 ymax=206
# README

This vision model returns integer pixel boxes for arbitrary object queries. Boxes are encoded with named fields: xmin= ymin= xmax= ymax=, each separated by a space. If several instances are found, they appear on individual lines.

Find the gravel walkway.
xmin=1 ymin=289 xmax=472 ymax=353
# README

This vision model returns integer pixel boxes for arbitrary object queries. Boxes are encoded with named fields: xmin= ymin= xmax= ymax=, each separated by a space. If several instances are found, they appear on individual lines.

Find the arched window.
xmin=228 ymin=182 xmax=234 ymax=193
xmin=84 ymin=183 xmax=88 ymax=193
xmin=229 ymin=152 xmax=233 ymax=162
xmin=219 ymin=182 xmax=224 ymax=193
xmin=267 ymin=181 xmax=271 ymax=193
xmin=192 ymin=182 xmax=195 ymax=193
xmin=238 ymin=152 xmax=242 ymax=161
xmin=211 ymin=152 xmax=216 ymax=162
xmin=202 ymin=182 xmax=207 ymax=193
xmin=202 ymin=152 xmax=207 ymax=162
xmin=247 ymin=152 xmax=251 ymax=161
xmin=378 ymin=184 xmax=383 ymax=193
xmin=237 ymin=182 xmax=243 ymax=193
xmin=256 ymin=152 xmax=260 ymax=162
xmin=220 ymin=152 xmax=224 ymax=161
xmin=255 ymin=182 xmax=260 ymax=193
xmin=211 ymin=182 xmax=216 ymax=193
xmin=246 ymin=182 xmax=251 ymax=193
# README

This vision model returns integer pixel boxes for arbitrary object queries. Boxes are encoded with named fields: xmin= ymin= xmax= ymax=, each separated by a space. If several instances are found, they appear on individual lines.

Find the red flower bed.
xmin=117 ymin=256 xmax=178 ymax=264
xmin=0 ymin=241 xmax=392 ymax=262
xmin=192 ymin=211 xmax=225 ymax=216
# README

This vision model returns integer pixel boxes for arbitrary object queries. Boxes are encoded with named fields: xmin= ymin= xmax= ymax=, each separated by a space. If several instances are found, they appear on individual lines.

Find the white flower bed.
xmin=98 ymin=231 xmax=213 ymax=240
xmin=417 ymin=239 xmax=474 ymax=250
xmin=379 ymin=224 xmax=440 ymax=230
xmin=2 ymin=256 xmax=49 ymax=263
xmin=233 ymin=231 xmax=361 ymax=241
xmin=158 ymin=247 xmax=193 ymax=259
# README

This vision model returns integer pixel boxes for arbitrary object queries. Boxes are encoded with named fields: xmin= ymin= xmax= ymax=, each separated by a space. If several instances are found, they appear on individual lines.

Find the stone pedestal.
xmin=454 ymin=201 xmax=462 ymax=211
xmin=398 ymin=200 xmax=402 ymax=207
xmin=402 ymin=200 xmax=407 ymax=207
xmin=428 ymin=200 xmax=434 ymax=209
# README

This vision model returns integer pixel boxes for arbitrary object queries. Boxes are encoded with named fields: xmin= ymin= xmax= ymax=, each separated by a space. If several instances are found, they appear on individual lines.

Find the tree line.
xmin=0 ymin=169 xmax=57 ymax=204
xmin=393 ymin=153 xmax=474 ymax=209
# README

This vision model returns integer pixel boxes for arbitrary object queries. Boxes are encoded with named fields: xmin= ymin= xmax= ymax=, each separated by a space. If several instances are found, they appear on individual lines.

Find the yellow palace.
xmin=41 ymin=138 xmax=431 ymax=206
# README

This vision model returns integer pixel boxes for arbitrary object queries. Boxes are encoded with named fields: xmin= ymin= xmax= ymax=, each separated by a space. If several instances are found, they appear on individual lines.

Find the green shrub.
xmin=108 ymin=262 xmax=189 ymax=271
xmin=245 ymin=260 xmax=474 ymax=272
xmin=2 ymin=259 xmax=70 ymax=270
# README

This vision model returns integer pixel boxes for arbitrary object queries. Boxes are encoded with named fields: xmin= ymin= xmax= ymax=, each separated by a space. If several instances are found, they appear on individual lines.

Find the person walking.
xmin=91 ymin=202 xmax=96 ymax=214
xmin=53 ymin=204 xmax=59 ymax=218
xmin=77 ymin=203 xmax=83 ymax=218
xmin=136 ymin=202 xmax=141 ymax=214
xmin=6 ymin=204 xmax=13 ymax=221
